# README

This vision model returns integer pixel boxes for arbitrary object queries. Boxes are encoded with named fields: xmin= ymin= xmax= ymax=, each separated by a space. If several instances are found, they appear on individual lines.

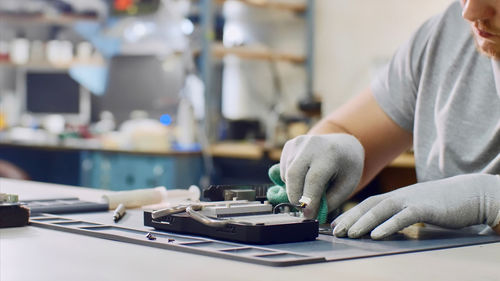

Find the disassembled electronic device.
xmin=144 ymin=200 xmax=319 ymax=244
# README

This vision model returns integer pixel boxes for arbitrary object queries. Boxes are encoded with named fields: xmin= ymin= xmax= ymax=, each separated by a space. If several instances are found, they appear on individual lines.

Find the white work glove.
xmin=280 ymin=133 xmax=364 ymax=219
xmin=332 ymin=174 xmax=500 ymax=240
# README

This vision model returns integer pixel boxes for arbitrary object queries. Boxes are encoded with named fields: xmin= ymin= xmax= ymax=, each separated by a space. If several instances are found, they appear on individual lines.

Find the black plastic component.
xmin=144 ymin=210 xmax=318 ymax=245
xmin=203 ymin=184 xmax=273 ymax=202
xmin=0 ymin=203 xmax=29 ymax=228
xmin=298 ymin=97 xmax=322 ymax=115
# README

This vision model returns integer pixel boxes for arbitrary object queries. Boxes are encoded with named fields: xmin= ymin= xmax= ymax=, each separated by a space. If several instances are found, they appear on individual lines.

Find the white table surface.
xmin=1 ymin=178 xmax=499 ymax=281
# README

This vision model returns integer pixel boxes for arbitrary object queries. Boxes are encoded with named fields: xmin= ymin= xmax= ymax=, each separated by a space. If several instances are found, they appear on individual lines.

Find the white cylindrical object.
xmin=30 ymin=40 xmax=45 ymax=62
xmin=59 ymin=40 xmax=74 ymax=65
xmin=222 ymin=55 xmax=254 ymax=120
xmin=176 ymin=97 xmax=196 ymax=148
xmin=76 ymin=41 xmax=93 ymax=61
xmin=102 ymin=186 xmax=167 ymax=209
xmin=164 ymin=185 xmax=201 ymax=202
xmin=10 ymin=38 xmax=30 ymax=65
xmin=46 ymin=40 xmax=60 ymax=65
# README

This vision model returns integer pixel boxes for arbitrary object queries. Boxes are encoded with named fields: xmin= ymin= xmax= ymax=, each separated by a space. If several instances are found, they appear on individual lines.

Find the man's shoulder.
xmin=440 ymin=1 xmax=468 ymax=29
xmin=418 ymin=1 xmax=467 ymax=41
xmin=413 ymin=1 xmax=472 ymax=66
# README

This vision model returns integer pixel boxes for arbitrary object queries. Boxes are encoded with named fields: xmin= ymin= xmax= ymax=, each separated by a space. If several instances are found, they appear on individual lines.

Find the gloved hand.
xmin=332 ymin=174 xmax=500 ymax=240
xmin=267 ymin=163 xmax=329 ymax=223
xmin=280 ymin=133 xmax=365 ymax=219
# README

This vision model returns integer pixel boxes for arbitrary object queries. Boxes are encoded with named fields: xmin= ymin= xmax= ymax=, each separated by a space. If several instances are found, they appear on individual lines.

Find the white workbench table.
xmin=1 ymin=178 xmax=499 ymax=281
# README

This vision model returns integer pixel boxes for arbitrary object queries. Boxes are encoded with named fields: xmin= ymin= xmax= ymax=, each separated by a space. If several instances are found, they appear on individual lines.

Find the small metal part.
xmin=113 ymin=203 xmax=126 ymax=223
xmin=7 ymin=194 xmax=19 ymax=203
xmin=203 ymin=184 xmax=272 ymax=202
xmin=298 ymin=196 xmax=312 ymax=208
xmin=273 ymin=203 xmax=302 ymax=214
xmin=223 ymin=189 xmax=256 ymax=201
xmin=145 ymin=232 xmax=157 ymax=240
xmin=0 ymin=193 xmax=19 ymax=203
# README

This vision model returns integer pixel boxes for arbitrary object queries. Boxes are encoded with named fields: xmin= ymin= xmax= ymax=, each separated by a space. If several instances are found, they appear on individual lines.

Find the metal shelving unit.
xmin=199 ymin=0 xmax=315 ymax=142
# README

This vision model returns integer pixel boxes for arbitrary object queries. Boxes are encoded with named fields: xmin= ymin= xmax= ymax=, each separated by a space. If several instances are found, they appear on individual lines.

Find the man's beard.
xmin=473 ymin=37 xmax=500 ymax=60
xmin=472 ymin=20 xmax=500 ymax=60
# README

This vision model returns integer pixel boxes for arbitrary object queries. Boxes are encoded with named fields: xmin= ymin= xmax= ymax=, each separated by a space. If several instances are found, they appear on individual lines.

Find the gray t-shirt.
xmin=371 ymin=1 xmax=500 ymax=182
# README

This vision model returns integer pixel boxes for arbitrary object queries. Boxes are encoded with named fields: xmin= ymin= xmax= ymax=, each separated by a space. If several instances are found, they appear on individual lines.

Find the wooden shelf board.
xmin=212 ymin=43 xmax=306 ymax=63
xmin=268 ymin=148 xmax=282 ymax=161
xmin=388 ymin=152 xmax=415 ymax=168
xmin=265 ymin=147 xmax=415 ymax=169
xmin=214 ymin=0 xmax=307 ymax=12
xmin=208 ymin=142 xmax=264 ymax=159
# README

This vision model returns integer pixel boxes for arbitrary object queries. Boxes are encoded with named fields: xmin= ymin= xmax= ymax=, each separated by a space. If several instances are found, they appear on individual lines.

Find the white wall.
xmin=315 ymin=0 xmax=456 ymax=115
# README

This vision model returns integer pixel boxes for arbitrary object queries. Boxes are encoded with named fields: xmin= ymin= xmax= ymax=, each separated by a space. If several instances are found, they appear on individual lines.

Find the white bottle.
xmin=30 ymin=40 xmax=45 ymax=62
xmin=76 ymin=41 xmax=93 ymax=62
xmin=59 ymin=40 xmax=74 ymax=65
xmin=176 ymin=96 xmax=197 ymax=149
xmin=10 ymin=38 xmax=30 ymax=65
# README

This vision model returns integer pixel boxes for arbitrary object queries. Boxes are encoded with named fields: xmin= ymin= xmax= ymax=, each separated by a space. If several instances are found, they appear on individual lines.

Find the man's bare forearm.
xmin=494 ymin=222 xmax=500 ymax=235
xmin=304 ymin=89 xmax=413 ymax=194
xmin=309 ymin=118 xmax=352 ymax=135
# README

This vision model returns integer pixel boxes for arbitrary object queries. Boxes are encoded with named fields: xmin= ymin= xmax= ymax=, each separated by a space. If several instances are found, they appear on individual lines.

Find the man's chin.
xmin=478 ymin=47 xmax=500 ymax=60
xmin=474 ymin=40 xmax=500 ymax=60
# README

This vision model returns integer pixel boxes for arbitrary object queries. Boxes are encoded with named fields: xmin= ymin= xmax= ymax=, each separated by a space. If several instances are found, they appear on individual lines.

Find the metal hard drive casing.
xmin=144 ymin=204 xmax=318 ymax=244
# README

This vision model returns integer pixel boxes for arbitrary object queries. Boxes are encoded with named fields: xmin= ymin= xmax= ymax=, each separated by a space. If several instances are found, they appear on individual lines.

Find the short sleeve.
xmin=371 ymin=13 xmax=442 ymax=133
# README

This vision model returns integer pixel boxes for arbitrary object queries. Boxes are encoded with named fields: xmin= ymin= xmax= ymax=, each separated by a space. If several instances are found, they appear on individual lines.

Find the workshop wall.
xmin=315 ymin=0 xmax=455 ymax=115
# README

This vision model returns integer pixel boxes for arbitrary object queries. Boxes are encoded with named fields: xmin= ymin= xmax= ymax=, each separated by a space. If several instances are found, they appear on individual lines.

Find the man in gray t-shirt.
xmin=278 ymin=0 xmax=500 ymax=239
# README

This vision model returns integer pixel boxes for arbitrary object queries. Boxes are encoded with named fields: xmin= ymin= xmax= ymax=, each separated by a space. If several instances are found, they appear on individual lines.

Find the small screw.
xmin=145 ymin=232 xmax=156 ymax=240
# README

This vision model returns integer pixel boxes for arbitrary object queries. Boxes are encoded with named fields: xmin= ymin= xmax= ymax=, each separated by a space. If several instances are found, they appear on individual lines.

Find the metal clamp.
xmin=151 ymin=204 xmax=190 ymax=219
xmin=152 ymin=203 xmax=255 ymax=227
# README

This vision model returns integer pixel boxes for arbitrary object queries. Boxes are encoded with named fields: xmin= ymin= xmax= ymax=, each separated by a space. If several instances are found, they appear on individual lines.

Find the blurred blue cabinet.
xmin=0 ymin=144 xmax=81 ymax=186
xmin=0 ymin=143 xmax=203 ymax=191
xmin=80 ymin=151 xmax=203 ymax=191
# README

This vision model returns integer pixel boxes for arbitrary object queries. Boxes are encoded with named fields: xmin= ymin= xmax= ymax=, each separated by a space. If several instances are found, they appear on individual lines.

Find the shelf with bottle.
xmin=0 ymin=38 xmax=104 ymax=70
xmin=197 ymin=0 xmax=314 ymax=143
xmin=0 ymin=59 xmax=104 ymax=70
